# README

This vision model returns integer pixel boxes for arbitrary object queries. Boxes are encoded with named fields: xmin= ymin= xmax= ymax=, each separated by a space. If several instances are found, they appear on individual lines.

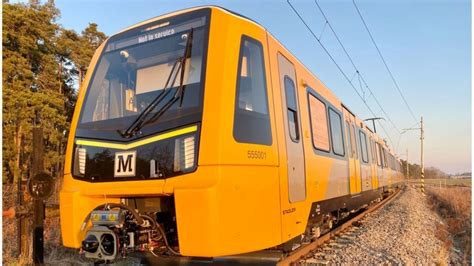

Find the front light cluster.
xmin=174 ymin=135 xmax=195 ymax=172
xmin=73 ymin=147 xmax=87 ymax=176
xmin=78 ymin=148 xmax=87 ymax=175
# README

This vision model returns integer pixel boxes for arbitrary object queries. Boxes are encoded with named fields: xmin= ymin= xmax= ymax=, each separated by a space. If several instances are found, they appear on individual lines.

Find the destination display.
xmin=104 ymin=17 xmax=206 ymax=53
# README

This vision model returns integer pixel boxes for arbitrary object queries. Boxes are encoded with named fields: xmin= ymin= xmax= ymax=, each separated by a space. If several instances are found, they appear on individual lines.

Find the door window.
xmin=284 ymin=76 xmax=299 ymax=142
xmin=350 ymin=125 xmax=358 ymax=159
xmin=359 ymin=130 xmax=369 ymax=163
xmin=346 ymin=121 xmax=353 ymax=158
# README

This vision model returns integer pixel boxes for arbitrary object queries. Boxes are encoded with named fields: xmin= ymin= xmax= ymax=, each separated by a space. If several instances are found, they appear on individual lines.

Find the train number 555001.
xmin=247 ymin=150 xmax=266 ymax=159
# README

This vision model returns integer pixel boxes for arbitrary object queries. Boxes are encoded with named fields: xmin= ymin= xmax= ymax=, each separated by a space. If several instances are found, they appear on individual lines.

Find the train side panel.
xmin=175 ymin=8 xmax=282 ymax=256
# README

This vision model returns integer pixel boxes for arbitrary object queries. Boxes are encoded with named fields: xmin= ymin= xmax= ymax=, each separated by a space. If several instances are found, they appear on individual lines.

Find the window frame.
xmin=328 ymin=107 xmax=345 ymax=157
xmin=307 ymin=91 xmax=330 ymax=152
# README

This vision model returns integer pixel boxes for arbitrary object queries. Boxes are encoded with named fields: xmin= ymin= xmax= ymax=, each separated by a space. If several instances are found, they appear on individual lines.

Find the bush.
xmin=427 ymin=186 xmax=471 ymax=263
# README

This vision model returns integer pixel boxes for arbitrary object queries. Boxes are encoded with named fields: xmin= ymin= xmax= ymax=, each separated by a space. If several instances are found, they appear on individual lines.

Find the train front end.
xmin=60 ymin=8 xmax=211 ymax=261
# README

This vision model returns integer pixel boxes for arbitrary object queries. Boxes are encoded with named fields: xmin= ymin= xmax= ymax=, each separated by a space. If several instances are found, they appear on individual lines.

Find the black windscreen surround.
xmin=76 ymin=9 xmax=211 ymax=142
xmin=233 ymin=36 xmax=272 ymax=145
xmin=72 ymin=130 xmax=199 ymax=182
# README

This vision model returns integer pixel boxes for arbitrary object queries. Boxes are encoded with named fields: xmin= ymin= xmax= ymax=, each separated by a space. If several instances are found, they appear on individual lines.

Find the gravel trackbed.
xmin=307 ymin=186 xmax=460 ymax=265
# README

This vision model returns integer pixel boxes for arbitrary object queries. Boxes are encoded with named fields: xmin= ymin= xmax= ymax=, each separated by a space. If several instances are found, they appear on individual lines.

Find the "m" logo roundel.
xmin=114 ymin=151 xmax=136 ymax=177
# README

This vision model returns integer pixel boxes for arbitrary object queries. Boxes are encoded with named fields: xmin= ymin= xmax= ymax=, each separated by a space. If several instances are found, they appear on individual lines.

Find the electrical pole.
xmin=28 ymin=111 xmax=54 ymax=265
xmin=420 ymin=116 xmax=424 ymax=193
xmin=402 ymin=116 xmax=424 ymax=193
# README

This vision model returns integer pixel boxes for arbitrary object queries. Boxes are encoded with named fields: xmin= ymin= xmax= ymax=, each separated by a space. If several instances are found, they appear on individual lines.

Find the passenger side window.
xmin=328 ymin=108 xmax=345 ymax=156
xmin=308 ymin=93 xmax=330 ymax=151
xmin=284 ymin=76 xmax=299 ymax=142
xmin=233 ymin=36 xmax=272 ymax=145
xmin=359 ymin=130 xmax=369 ymax=163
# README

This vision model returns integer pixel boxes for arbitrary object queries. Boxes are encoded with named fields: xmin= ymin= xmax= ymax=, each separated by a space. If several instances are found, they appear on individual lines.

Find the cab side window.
xmin=233 ymin=36 xmax=272 ymax=145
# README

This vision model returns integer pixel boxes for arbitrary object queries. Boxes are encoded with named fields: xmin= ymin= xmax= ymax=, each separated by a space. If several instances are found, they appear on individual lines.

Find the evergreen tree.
xmin=2 ymin=1 xmax=107 ymax=184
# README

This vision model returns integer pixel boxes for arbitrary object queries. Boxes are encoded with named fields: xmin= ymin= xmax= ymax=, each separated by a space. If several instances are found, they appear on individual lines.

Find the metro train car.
xmin=59 ymin=6 xmax=404 ymax=261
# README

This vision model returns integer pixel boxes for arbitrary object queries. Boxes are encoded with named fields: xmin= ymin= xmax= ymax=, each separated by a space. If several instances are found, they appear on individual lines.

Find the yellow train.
xmin=60 ymin=6 xmax=404 ymax=261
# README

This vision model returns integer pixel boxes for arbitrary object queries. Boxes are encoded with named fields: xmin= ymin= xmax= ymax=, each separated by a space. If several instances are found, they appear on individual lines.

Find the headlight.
xmin=174 ymin=135 xmax=195 ymax=172
xmin=73 ymin=147 xmax=87 ymax=176
xmin=78 ymin=148 xmax=87 ymax=175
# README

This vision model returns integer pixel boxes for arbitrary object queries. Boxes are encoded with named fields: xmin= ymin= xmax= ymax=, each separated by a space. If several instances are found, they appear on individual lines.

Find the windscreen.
xmin=76 ymin=10 xmax=210 ymax=140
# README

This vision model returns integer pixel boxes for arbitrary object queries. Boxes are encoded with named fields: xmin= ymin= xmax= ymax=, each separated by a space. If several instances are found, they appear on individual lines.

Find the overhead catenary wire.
xmin=286 ymin=0 xmax=396 ymax=147
xmin=352 ymin=0 xmax=419 ymax=125
xmin=312 ymin=0 xmax=401 ymax=135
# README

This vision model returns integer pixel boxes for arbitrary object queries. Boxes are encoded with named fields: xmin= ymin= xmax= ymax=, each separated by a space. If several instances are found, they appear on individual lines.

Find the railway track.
xmin=277 ymin=188 xmax=402 ymax=266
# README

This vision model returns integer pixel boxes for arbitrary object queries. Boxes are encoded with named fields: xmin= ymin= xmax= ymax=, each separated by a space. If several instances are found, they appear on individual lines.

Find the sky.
xmin=47 ymin=0 xmax=471 ymax=174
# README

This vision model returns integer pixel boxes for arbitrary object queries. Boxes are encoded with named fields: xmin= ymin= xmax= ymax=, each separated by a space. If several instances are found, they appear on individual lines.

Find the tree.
xmin=57 ymin=23 xmax=106 ymax=88
xmin=2 ymin=1 xmax=107 ymax=184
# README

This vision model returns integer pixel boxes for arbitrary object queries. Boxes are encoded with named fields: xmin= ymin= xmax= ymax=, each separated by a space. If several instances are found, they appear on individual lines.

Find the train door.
xmin=342 ymin=107 xmax=361 ymax=194
xmin=375 ymin=142 xmax=384 ymax=187
xmin=277 ymin=53 xmax=306 ymax=203
xmin=357 ymin=128 xmax=371 ymax=191
xmin=369 ymin=137 xmax=378 ymax=189
xmin=384 ymin=149 xmax=392 ymax=186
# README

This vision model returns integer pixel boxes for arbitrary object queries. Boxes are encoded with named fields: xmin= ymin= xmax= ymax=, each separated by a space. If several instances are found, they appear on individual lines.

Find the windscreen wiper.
xmin=118 ymin=29 xmax=194 ymax=138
